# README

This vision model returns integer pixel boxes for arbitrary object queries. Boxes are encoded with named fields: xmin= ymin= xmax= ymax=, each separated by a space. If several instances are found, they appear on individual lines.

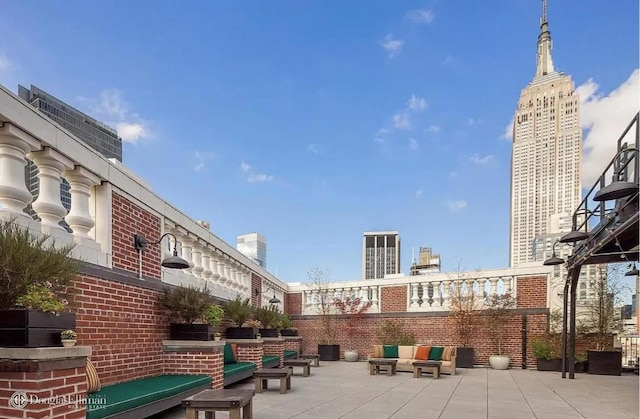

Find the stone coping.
xmin=261 ymin=337 xmax=285 ymax=343
xmin=225 ymin=339 xmax=264 ymax=345
xmin=283 ymin=336 xmax=303 ymax=341
xmin=162 ymin=340 xmax=226 ymax=352
xmin=0 ymin=346 xmax=91 ymax=360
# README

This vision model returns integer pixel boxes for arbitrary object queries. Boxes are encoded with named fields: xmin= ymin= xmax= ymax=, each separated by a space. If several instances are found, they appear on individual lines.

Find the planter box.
xmin=536 ymin=358 xmax=562 ymax=371
xmin=456 ymin=347 xmax=474 ymax=368
xmin=258 ymin=328 xmax=280 ymax=338
xmin=318 ymin=344 xmax=340 ymax=361
xmin=0 ymin=309 xmax=76 ymax=347
xmin=169 ymin=323 xmax=217 ymax=341
xmin=587 ymin=350 xmax=622 ymax=376
xmin=225 ymin=326 xmax=258 ymax=339
xmin=280 ymin=329 xmax=298 ymax=337
xmin=574 ymin=361 xmax=587 ymax=373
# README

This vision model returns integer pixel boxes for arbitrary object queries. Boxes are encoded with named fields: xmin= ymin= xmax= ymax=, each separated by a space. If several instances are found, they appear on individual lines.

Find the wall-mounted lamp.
xmin=543 ymin=241 xmax=565 ymax=266
xmin=133 ymin=233 xmax=190 ymax=275
xmin=254 ymin=287 xmax=281 ymax=305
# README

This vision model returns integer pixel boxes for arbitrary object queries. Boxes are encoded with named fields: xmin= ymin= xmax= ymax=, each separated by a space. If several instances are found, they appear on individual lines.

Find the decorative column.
xmin=210 ymin=252 xmax=221 ymax=283
xmin=410 ymin=283 xmax=420 ymax=308
xmin=490 ymin=278 xmax=499 ymax=296
xmin=179 ymin=233 xmax=194 ymax=275
xmin=63 ymin=166 xmax=101 ymax=246
xmin=371 ymin=287 xmax=379 ymax=310
xmin=217 ymin=257 xmax=227 ymax=287
xmin=201 ymin=249 xmax=212 ymax=281
xmin=28 ymin=148 xmax=73 ymax=236
xmin=0 ymin=124 xmax=40 ymax=222
xmin=441 ymin=280 xmax=451 ymax=307
xmin=191 ymin=241 xmax=204 ymax=280
xmin=504 ymin=276 xmax=514 ymax=295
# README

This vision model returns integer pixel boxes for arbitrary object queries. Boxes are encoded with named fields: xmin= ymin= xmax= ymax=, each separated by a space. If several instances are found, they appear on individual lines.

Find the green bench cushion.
xmin=284 ymin=350 xmax=297 ymax=359
xmin=87 ymin=374 xmax=211 ymax=419
xmin=262 ymin=355 xmax=280 ymax=367
xmin=223 ymin=362 xmax=256 ymax=377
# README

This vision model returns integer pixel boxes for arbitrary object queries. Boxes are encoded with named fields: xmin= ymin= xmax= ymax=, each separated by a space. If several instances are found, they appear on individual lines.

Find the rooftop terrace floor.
xmin=156 ymin=362 xmax=639 ymax=419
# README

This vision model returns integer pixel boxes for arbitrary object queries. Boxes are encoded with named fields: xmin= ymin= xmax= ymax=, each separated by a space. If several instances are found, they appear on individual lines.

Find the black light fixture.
xmin=133 ymin=233 xmax=190 ymax=269
xmin=559 ymin=230 xmax=590 ymax=243
xmin=593 ymin=180 xmax=639 ymax=202
xmin=625 ymin=263 xmax=639 ymax=276
xmin=544 ymin=241 xmax=565 ymax=266
xmin=254 ymin=287 xmax=281 ymax=305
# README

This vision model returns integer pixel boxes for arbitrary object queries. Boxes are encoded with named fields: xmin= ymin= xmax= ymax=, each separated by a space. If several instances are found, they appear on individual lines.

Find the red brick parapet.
xmin=161 ymin=340 xmax=225 ymax=390
xmin=225 ymin=339 xmax=264 ymax=369
xmin=0 ymin=346 xmax=91 ymax=419
xmin=262 ymin=337 xmax=285 ymax=366
xmin=283 ymin=336 xmax=302 ymax=356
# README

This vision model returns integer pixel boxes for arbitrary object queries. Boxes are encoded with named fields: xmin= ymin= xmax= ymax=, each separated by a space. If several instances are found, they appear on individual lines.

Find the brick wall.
xmin=234 ymin=342 xmax=263 ymax=369
xmin=380 ymin=286 xmax=408 ymax=313
xmin=284 ymin=338 xmax=302 ymax=356
xmin=285 ymin=292 xmax=302 ymax=316
xmin=162 ymin=351 xmax=224 ymax=390
xmin=263 ymin=339 xmax=285 ymax=366
xmin=111 ymin=192 xmax=161 ymax=279
xmin=73 ymin=274 xmax=167 ymax=386
xmin=251 ymin=273 xmax=262 ymax=307
xmin=517 ymin=276 xmax=548 ymax=308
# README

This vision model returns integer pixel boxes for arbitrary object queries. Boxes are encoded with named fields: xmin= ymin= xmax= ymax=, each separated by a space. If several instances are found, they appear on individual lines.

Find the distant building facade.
xmin=362 ymin=231 xmax=400 ymax=279
xmin=18 ymin=85 xmax=123 ymax=224
xmin=237 ymin=233 xmax=267 ymax=268
xmin=410 ymin=247 xmax=441 ymax=276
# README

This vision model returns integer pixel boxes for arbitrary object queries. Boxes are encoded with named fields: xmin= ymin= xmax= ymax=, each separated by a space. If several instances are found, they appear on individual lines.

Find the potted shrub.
xmin=224 ymin=296 xmax=258 ymax=339
xmin=448 ymin=270 xmax=480 ymax=368
xmin=0 ymin=219 xmax=79 ymax=347
xmin=309 ymin=268 xmax=340 ymax=360
xmin=214 ymin=332 xmax=221 ymax=341
xmin=279 ymin=314 xmax=298 ymax=336
xmin=532 ymin=339 xmax=561 ymax=371
xmin=575 ymin=351 xmax=588 ymax=373
xmin=335 ymin=295 xmax=372 ymax=361
xmin=253 ymin=305 xmax=281 ymax=337
xmin=60 ymin=330 xmax=77 ymax=347
xmin=483 ymin=293 xmax=517 ymax=369
xmin=158 ymin=285 xmax=217 ymax=340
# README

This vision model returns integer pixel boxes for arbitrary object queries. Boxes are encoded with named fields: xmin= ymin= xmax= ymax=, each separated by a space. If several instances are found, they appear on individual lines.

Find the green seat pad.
xmin=224 ymin=343 xmax=237 ymax=364
xmin=383 ymin=345 xmax=399 ymax=358
xmin=263 ymin=355 xmax=280 ymax=367
xmin=284 ymin=350 xmax=297 ymax=359
xmin=429 ymin=346 xmax=444 ymax=361
xmin=86 ymin=374 xmax=211 ymax=419
xmin=223 ymin=362 xmax=256 ymax=377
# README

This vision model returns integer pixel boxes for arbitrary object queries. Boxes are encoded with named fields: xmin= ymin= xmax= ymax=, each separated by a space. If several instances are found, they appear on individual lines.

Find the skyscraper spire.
xmin=535 ymin=0 xmax=555 ymax=77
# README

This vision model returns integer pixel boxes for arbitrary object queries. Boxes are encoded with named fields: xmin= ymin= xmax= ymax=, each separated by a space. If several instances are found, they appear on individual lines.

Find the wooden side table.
xmin=182 ymin=389 xmax=254 ymax=419
xmin=299 ymin=353 xmax=320 ymax=367
xmin=284 ymin=359 xmax=312 ymax=376
xmin=412 ymin=361 xmax=441 ymax=379
xmin=368 ymin=359 xmax=397 ymax=376
xmin=254 ymin=367 xmax=292 ymax=394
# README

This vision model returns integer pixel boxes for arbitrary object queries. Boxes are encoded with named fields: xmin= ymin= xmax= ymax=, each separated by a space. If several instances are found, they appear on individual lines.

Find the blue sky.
xmin=0 ymin=1 xmax=638 ymax=282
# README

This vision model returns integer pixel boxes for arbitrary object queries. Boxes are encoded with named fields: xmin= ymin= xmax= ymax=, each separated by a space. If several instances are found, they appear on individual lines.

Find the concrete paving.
xmin=154 ymin=362 xmax=639 ymax=419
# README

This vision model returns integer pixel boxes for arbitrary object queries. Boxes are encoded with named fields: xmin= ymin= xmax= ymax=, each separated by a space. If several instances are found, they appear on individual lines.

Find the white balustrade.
xmin=191 ymin=242 xmax=203 ymax=279
xmin=201 ymin=249 xmax=212 ymax=281
xmin=64 ymin=167 xmax=100 ymax=246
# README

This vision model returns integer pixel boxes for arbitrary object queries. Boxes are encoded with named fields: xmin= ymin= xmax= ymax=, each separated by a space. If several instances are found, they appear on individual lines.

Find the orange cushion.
xmin=415 ymin=346 xmax=430 ymax=360
xmin=231 ymin=343 xmax=238 ymax=360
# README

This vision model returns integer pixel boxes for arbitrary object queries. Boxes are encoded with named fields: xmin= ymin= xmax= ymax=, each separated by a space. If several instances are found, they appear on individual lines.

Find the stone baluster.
xmin=210 ymin=252 xmax=221 ymax=283
xmin=490 ymin=277 xmax=499 ymax=296
xmin=371 ymin=287 xmax=378 ymax=308
xmin=231 ymin=266 xmax=239 ymax=291
xmin=223 ymin=264 xmax=232 ymax=291
xmin=441 ymin=280 xmax=451 ymax=307
xmin=201 ymin=249 xmax=212 ymax=281
xmin=179 ymin=234 xmax=194 ymax=275
xmin=0 ymin=124 xmax=40 ymax=222
xmin=504 ymin=276 xmax=514 ymax=295
xmin=217 ymin=257 xmax=227 ymax=286
xmin=410 ymin=283 xmax=420 ymax=308
xmin=28 ymin=148 xmax=73 ymax=236
xmin=477 ymin=278 xmax=487 ymax=300
xmin=191 ymin=241 xmax=203 ymax=279
xmin=431 ymin=281 xmax=441 ymax=306
xmin=361 ymin=286 xmax=370 ymax=305
xmin=64 ymin=167 xmax=101 ymax=246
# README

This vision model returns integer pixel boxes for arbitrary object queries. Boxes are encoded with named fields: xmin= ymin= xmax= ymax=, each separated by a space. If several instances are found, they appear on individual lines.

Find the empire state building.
xmin=509 ymin=0 xmax=583 ymax=267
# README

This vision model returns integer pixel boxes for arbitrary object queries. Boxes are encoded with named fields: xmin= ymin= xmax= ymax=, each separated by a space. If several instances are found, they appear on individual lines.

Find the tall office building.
xmin=237 ymin=233 xmax=267 ymax=268
xmin=410 ymin=247 xmax=441 ymax=276
xmin=362 ymin=231 xmax=400 ymax=279
xmin=18 ymin=85 xmax=123 ymax=223
xmin=509 ymin=1 xmax=582 ymax=267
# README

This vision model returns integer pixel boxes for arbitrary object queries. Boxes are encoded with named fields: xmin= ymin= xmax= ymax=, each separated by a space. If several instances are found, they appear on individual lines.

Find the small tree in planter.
xmin=279 ymin=314 xmax=298 ymax=336
xmin=224 ymin=296 xmax=257 ymax=339
xmin=334 ymin=295 xmax=372 ymax=361
xmin=158 ymin=285 xmax=216 ymax=340
xmin=448 ymin=266 xmax=481 ymax=368
xmin=253 ymin=305 xmax=282 ymax=337
xmin=377 ymin=320 xmax=416 ymax=345
xmin=532 ymin=309 xmax=563 ymax=371
xmin=308 ymin=267 xmax=340 ymax=360
xmin=483 ymin=292 xmax=517 ymax=369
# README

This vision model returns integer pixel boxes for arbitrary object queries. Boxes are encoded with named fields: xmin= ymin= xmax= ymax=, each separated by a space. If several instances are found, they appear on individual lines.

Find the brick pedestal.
xmin=161 ymin=340 xmax=225 ymax=389
xmin=0 ymin=346 xmax=91 ymax=419
xmin=263 ymin=338 xmax=285 ymax=366
xmin=284 ymin=336 xmax=302 ymax=356
xmin=226 ymin=339 xmax=264 ymax=369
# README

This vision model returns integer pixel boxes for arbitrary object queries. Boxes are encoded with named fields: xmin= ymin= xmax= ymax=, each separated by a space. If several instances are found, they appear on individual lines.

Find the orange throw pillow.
xmin=415 ymin=346 xmax=431 ymax=360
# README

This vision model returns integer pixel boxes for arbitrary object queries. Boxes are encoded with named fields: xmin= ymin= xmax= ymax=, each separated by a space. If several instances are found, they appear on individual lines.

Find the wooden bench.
xmin=182 ymin=389 xmax=254 ymax=419
xmin=253 ymin=368 xmax=292 ymax=394
xmin=86 ymin=374 xmax=211 ymax=419
xmin=369 ymin=359 xmax=397 ymax=376
xmin=412 ymin=361 xmax=441 ymax=379
xmin=299 ymin=353 xmax=320 ymax=367
xmin=283 ymin=359 xmax=311 ymax=377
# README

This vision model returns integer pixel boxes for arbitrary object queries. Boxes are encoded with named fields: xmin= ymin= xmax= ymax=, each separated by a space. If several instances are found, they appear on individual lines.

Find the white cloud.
xmin=448 ymin=200 xmax=468 ymax=211
xmin=91 ymin=89 xmax=150 ymax=144
xmin=0 ymin=54 xmax=11 ymax=71
xmin=240 ymin=162 xmax=251 ymax=172
xmin=98 ymin=90 xmax=128 ymax=119
xmin=406 ymin=9 xmax=434 ymax=24
xmin=241 ymin=161 xmax=273 ymax=183
xmin=307 ymin=143 xmax=321 ymax=154
xmin=468 ymin=153 xmax=493 ymax=165
xmin=407 ymin=94 xmax=426 ymax=111
xmin=115 ymin=123 xmax=146 ymax=144
xmin=373 ymin=137 xmax=385 ymax=144
xmin=415 ymin=188 xmax=424 ymax=198
xmin=393 ymin=112 xmax=411 ymax=129
xmin=500 ymin=117 xmax=514 ymax=141
xmin=408 ymin=138 xmax=420 ymax=151
xmin=379 ymin=34 xmax=404 ymax=58
xmin=426 ymin=124 xmax=441 ymax=133
xmin=193 ymin=151 xmax=206 ymax=172
xmin=578 ymin=69 xmax=640 ymax=186
xmin=467 ymin=117 xmax=481 ymax=125
xmin=376 ymin=128 xmax=390 ymax=136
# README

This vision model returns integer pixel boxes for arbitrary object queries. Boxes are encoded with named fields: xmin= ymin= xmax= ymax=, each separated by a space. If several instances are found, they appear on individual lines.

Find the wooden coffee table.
xmin=369 ymin=359 xmax=397 ymax=376
xmin=182 ymin=389 xmax=254 ymax=419
xmin=284 ymin=359 xmax=312 ymax=376
xmin=254 ymin=367 xmax=292 ymax=394
xmin=412 ymin=361 xmax=442 ymax=379
xmin=299 ymin=353 xmax=320 ymax=367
